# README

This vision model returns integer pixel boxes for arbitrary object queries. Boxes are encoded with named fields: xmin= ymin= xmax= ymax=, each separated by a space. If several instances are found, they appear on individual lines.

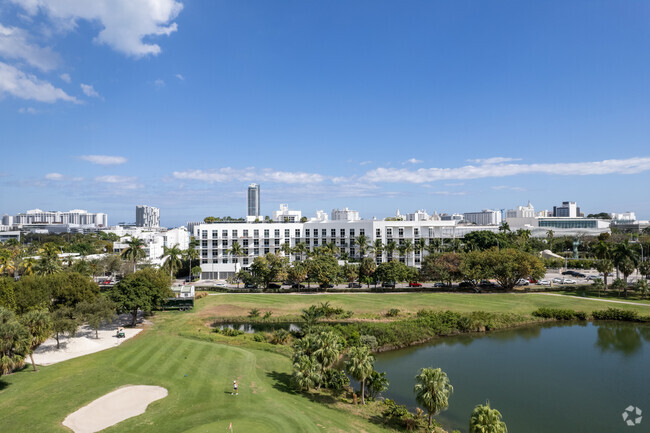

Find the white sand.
xmin=33 ymin=324 xmax=142 ymax=366
xmin=63 ymin=385 xmax=168 ymax=433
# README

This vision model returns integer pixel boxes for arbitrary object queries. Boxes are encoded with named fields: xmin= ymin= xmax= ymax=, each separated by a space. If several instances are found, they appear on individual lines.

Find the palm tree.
xmin=227 ymin=241 xmax=244 ymax=265
xmin=0 ymin=308 xmax=29 ymax=375
xmin=546 ymin=230 xmax=555 ymax=250
xmin=184 ymin=247 xmax=199 ymax=279
xmin=292 ymin=354 xmax=320 ymax=391
xmin=354 ymin=234 xmax=370 ymax=259
xmin=121 ymin=237 xmax=146 ymax=273
xmin=371 ymin=239 xmax=384 ymax=261
xmin=415 ymin=238 xmax=427 ymax=259
xmin=469 ymin=401 xmax=508 ymax=433
xmin=161 ymin=244 xmax=183 ymax=279
xmin=0 ymin=249 xmax=17 ymax=277
xmin=498 ymin=222 xmax=510 ymax=233
xmin=345 ymin=345 xmax=374 ymax=404
xmin=400 ymin=239 xmax=414 ymax=266
xmin=280 ymin=242 xmax=292 ymax=259
xmin=592 ymin=241 xmax=610 ymax=260
xmin=20 ymin=310 xmax=52 ymax=372
xmin=612 ymin=241 xmax=639 ymax=277
xmin=293 ymin=242 xmax=308 ymax=262
xmin=19 ymin=257 xmax=37 ymax=276
xmin=385 ymin=240 xmax=397 ymax=261
xmin=427 ymin=238 xmax=441 ymax=255
xmin=313 ymin=331 xmax=342 ymax=388
xmin=414 ymin=367 xmax=454 ymax=427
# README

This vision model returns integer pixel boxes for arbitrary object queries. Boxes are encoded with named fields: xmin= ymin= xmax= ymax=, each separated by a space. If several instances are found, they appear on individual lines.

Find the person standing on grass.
xmin=232 ymin=380 xmax=238 ymax=395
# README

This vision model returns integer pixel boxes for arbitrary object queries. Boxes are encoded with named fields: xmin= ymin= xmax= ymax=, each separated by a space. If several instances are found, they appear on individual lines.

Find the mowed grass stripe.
xmin=157 ymin=338 xmax=194 ymax=378
xmin=117 ymin=335 xmax=168 ymax=372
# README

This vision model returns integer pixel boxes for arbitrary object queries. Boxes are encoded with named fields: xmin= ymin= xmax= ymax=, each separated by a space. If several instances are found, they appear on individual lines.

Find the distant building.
xmin=10 ymin=209 xmax=107 ymax=232
xmin=136 ymin=205 xmax=160 ymax=228
xmin=552 ymin=201 xmax=582 ymax=218
xmin=610 ymin=212 xmax=636 ymax=222
xmin=247 ymin=184 xmax=260 ymax=218
xmin=2 ymin=215 xmax=14 ymax=226
xmin=108 ymin=226 xmax=189 ymax=268
xmin=0 ymin=231 xmax=20 ymax=242
xmin=331 ymin=207 xmax=360 ymax=221
xmin=272 ymin=204 xmax=302 ymax=223
xmin=506 ymin=201 xmax=536 ymax=219
xmin=440 ymin=213 xmax=463 ymax=221
xmin=463 ymin=209 xmax=502 ymax=226
xmin=406 ymin=210 xmax=430 ymax=222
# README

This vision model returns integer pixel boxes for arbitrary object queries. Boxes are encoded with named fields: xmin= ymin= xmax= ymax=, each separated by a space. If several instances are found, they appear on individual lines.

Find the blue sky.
xmin=1 ymin=0 xmax=649 ymax=227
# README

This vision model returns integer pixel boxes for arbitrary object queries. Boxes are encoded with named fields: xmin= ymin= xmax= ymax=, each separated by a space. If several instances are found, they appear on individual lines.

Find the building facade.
xmin=247 ymin=184 xmax=260 ymax=218
xmin=331 ymin=208 xmax=360 ymax=221
xmin=136 ymin=205 xmax=160 ymax=228
xmin=463 ymin=209 xmax=502 ymax=226
xmin=13 ymin=209 xmax=107 ymax=227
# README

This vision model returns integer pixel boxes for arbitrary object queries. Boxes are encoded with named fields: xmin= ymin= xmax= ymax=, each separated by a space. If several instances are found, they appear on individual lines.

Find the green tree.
xmin=310 ymin=254 xmax=340 ymax=289
xmin=384 ymin=240 xmax=397 ymax=260
xmin=121 ymin=237 xmax=147 ymax=273
xmin=184 ymin=239 xmax=199 ymax=278
xmin=375 ymin=260 xmax=409 ymax=285
xmin=227 ymin=241 xmax=244 ymax=264
xmin=469 ymin=401 xmax=508 ymax=433
xmin=313 ymin=331 xmax=342 ymax=388
xmin=287 ymin=262 xmax=308 ymax=289
xmin=481 ymin=249 xmax=545 ymax=291
xmin=160 ymin=244 xmax=183 ymax=279
xmin=109 ymin=268 xmax=172 ymax=326
xmin=292 ymin=354 xmax=320 ymax=391
xmin=371 ymin=239 xmax=384 ymax=261
xmin=595 ymin=259 xmax=614 ymax=289
xmin=341 ymin=263 xmax=360 ymax=285
xmin=51 ymin=306 xmax=79 ymax=349
xmin=0 ymin=307 xmax=29 ymax=376
xmin=635 ymin=279 xmax=648 ymax=299
xmin=345 ymin=345 xmax=374 ymax=404
xmin=76 ymin=297 xmax=116 ymax=338
xmin=20 ymin=309 xmax=52 ymax=372
xmin=414 ymin=367 xmax=454 ymax=427
xmin=292 ymin=242 xmax=309 ymax=262
xmin=0 ymin=277 xmax=16 ymax=311
xmin=359 ymin=257 xmax=377 ymax=288
xmin=354 ymin=234 xmax=370 ymax=258
xmin=498 ymin=222 xmax=510 ymax=233
xmin=48 ymin=272 xmax=100 ymax=310
xmin=399 ymin=239 xmax=414 ymax=266
xmin=249 ymin=253 xmax=288 ymax=289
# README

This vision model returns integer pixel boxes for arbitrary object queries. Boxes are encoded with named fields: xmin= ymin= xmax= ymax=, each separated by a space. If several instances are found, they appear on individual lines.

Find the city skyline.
xmin=1 ymin=1 xmax=649 ymax=226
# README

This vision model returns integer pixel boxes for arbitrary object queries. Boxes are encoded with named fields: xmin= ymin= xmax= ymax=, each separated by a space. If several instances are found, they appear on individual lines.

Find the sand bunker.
xmin=63 ymin=385 xmax=168 ymax=433
xmin=33 ymin=324 xmax=142 ymax=366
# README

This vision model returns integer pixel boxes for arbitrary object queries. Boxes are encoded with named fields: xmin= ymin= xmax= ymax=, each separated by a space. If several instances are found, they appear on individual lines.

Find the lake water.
xmin=218 ymin=322 xmax=301 ymax=333
xmin=373 ymin=322 xmax=650 ymax=433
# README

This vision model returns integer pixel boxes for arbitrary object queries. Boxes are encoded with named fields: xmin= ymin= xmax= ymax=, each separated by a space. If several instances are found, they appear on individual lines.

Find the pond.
xmin=373 ymin=321 xmax=650 ymax=433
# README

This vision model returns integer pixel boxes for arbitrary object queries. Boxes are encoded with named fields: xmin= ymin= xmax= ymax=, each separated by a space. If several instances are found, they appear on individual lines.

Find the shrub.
xmin=248 ymin=308 xmax=261 ymax=318
xmin=592 ymin=308 xmax=641 ymax=321
xmin=194 ymin=292 xmax=208 ymax=299
xmin=322 ymin=368 xmax=349 ymax=394
xmin=252 ymin=332 xmax=267 ymax=342
xmin=220 ymin=327 xmax=244 ymax=337
xmin=263 ymin=311 xmax=272 ymax=320
xmin=532 ymin=307 xmax=585 ymax=321
xmin=270 ymin=329 xmax=290 ymax=345
xmin=359 ymin=334 xmax=378 ymax=350
xmin=386 ymin=308 xmax=400 ymax=317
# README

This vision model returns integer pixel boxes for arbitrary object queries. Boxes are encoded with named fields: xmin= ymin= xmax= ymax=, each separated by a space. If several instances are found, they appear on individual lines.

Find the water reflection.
xmin=218 ymin=322 xmax=300 ymax=334
xmin=595 ymin=322 xmax=648 ymax=356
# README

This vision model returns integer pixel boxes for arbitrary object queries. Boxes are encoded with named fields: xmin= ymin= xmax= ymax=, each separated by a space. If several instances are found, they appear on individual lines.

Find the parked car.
xmin=348 ymin=282 xmax=362 ymax=288
xmin=381 ymin=282 xmax=396 ymax=288
xmin=319 ymin=283 xmax=334 ymax=289
xmin=528 ymin=278 xmax=538 ymax=284
xmin=561 ymin=278 xmax=577 ymax=284
xmin=244 ymin=283 xmax=258 ymax=289
xmin=433 ymin=282 xmax=446 ymax=288
xmin=408 ymin=282 xmax=422 ymax=287
xmin=291 ymin=283 xmax=306 ymax=289
xmin=574 ymin=272 xmax=586 ymax=278
xmin=538 ymin=280 xmax=551 ymax=286
xmin=587 ymin=275 xmax=600 ymax=281
xmin=516 ymin=279 xmax=530 ymax=286
xmin=552 ymin=277 xmax=563 ymax=284
xmin=458 ymin=281 xmax=474 ymax=289
xmin=479 ymin=280 xmax=497 ymax=288
xmin=562 ymin=271 xmax=574 ymax=276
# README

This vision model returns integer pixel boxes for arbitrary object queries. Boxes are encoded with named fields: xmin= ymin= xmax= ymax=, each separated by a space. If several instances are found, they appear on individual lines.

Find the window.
xmin=340 ymin=229 xmax=345 ymax=237
xmin=285 ymin=229 xmax=290 ymax=238
xmin=201 ymin=240 xmax=208 ymax=248
xmin=264 ymin=239 xmax=270 ymax=246
xmin=254 ymin=229 xmax=259 ymax=237
xmin=212 ymin=250 xmax=218 ymax=257
xmin=212 ymin=230 xmax=218 ymax=238
xmin=376 ymin=228 xmax=381 ymax=237
xmin=202 ymin=230 xmax=207 ymax=238
xmin=243 ymin=239 xmax=249 ymax=247
xmin=201 ymin=250 xmax=208 ymax=257
xmin=222 ymin=240 xmax=228 ymax=246
xmin=222 ymin=258 xmax=228 ymax=264
xmin=243 ymin=258 xmax=249 ymax=265
xmin=221 ymin=230 xmax=227 ymax=237
xmin=360 ymin=229 xmax=365 ymax=236
xmin=387 ymin=228 xmax=392 ymax=237
xmin=306 ymin=229 xmax=310 ymax=236
xmin=264 ymin=248 xmax=270 ymax=254
xmin=313 ymin=239 xmax=319 ymax=246
xmin=254 ymin=248 xmax=259 ymax=255
xmin=264 ymin=229 xmax=269 ymax=238
xmin=202 ymin=258 xmax=208 ymax=264
xmin=313 ymin=230 xmax=318 ymax=238
xmin=232 ymin=230 xmax=238 ymax=237
xmin=350 ymin=248 xmax=355 ymax=257
xmin=243 ymin=249 xmax=249 ymax=255
xmin=305 ymin=239 xmax=310 ymax=245
xmin=414 ymin=228 xmax=419 ymax=237
xmin=212 ymin=240 xmax=218 ymax=248
xmin=273 ymin=229 xmax=279 ymax=237
xmin=429 ymin=227 xmax=435 ymax=238
xmin=321 ymin=229 xmax=326 ymax=236
xmin=212 ymin=259 xmax=218 ymax=263
xmin=398 ymin=228 xmax=404 ymax=237
xmin=243 ymin=229 xmax=248 ymax=237
xmin=253 ymin=239 xmax=259 ymax=246
xmin=295 ymin=229 xmax=300 ymax=237
xmin=331 ymin=229 xmax=336 ymax=237
xmin=274 ymin=239 xmax=280 ymax=246
xmin=350 ymin=229 xmax=355 ymax=237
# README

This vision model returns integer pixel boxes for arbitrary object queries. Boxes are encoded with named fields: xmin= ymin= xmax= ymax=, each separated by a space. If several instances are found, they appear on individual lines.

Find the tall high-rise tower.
xmin=247 ymin=184 xmax=260 ymax=218
xmin=136 ymin=205 xmax=160 ymax=227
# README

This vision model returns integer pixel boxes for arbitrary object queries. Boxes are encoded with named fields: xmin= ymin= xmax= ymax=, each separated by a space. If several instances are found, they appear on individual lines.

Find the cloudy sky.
xmin=1 ymin=0 xmax=649 ymax=226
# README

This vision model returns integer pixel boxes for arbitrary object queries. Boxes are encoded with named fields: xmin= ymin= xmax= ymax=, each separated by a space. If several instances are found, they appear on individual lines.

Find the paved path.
xmin=536 ymin=292 xmax=650 ymax=307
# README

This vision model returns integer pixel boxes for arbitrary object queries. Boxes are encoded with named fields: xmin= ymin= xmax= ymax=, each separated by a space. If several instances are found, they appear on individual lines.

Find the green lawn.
xmin=0 ymin=309 xmax=390 ymax=433
xmin=200 ymin=292 xmax=650 ymax=319
xmin=2 ymin=291 xmax=647 ymax=433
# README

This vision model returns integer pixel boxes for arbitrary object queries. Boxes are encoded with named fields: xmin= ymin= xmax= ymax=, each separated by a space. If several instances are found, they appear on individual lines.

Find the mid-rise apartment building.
xmin=136 ymin=205 xmax=160 ymax=228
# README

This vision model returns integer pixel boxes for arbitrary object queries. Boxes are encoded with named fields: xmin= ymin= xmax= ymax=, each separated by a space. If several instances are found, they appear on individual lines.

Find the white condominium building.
xmin=136 ymin=205 xmax=160 ymax=228
xmin=463 ymin=209 xmax=502 ymax=226
xmin=191 ymin=219 xmax=502 ymax=280
xmin=331 ymin=208 xmax=360 ymax=221
xmin=13 ymin=209 xmax=108 ymax=227
xmin=108 ymin=226 xmax=189 ymax=268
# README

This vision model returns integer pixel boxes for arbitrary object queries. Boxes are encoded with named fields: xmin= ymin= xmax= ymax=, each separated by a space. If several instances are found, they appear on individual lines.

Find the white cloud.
xmin=153 ymin=79 xmax=165 ymax=88
xmin=0 ymin=61 xmax=78 ymax=102
xmin=79 ymin=155 xmax=127 ymax=165
xmin=45 ymin=172 xmax=64 ymax=180
xmin=429 ymin=191 xmax=467 ymax=196
xmin=0 ymin=23 xmax=60 ymax=71
xmin=94 ymin=175 xmax=141 ymax=189
xmin=173 ymin=168 xmax=326 ymax=184
xmin=466 ymin=157 xmax=522 ymax=164
xmin=60 ymin=73 xmax=71 ymax=83
xmin=492 ymin=185 xmax=525 ymax=192
xmin=80 ymin=83 xmax=100 ymax=98
xmin=359 ymin=160 xmax=373 ymax=166
xmin=404 ymin=158 xmax=422 ymax=164
xmin=11 ymin=0 xmax=184 ymax=57
xmin=363 ymin=157 xmax=650 ymax=184
xmin=175 ymin=73 xmax=184 ymax=80
xmin=18 ymin=106 xmax=37 ymax=114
